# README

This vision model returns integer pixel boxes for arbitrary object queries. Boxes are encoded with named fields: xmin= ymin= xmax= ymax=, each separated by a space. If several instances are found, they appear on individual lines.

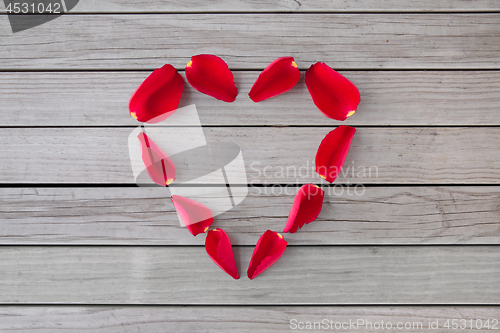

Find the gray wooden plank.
xmin=0 ymin=306 xmax=498 ymax=332
xmin=0 ymin=246 xmax=498 ymax=304
xmin=1 ymin=186 xmax=499 ymax=245
xmin=1 ymin=14 xmax=500 ymax=70
xmin=0 ymin=127 xmax=499 ymax=184
xmin=3 ymin=0 xmax=500 ymax=13
xmin=2 ymin=71 xmax=500 ymax=126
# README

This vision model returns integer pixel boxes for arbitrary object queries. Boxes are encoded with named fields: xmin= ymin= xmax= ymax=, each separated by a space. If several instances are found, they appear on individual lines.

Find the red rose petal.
xmin=171 ymin=195 xmax=213 ymax=236
xmin=248 ymin=57 xmax=301 ymax=102
xmin=138 ymin=132 xmax=176 ymax=186
xmin=205 ymin=228 xmax=239 ymax=279
xmin=247 ymin=230 xmax=287 ymax=280
xmin=283 ymin=184 xmax=325 ymax=234
xmin=305 ymin=62 xmax=360 ymax=121
xmin=315 ymin=125 xmax=356 ymax=183
xmin=185 ymin=54 xmax=238 ymax=102
xmin=129 ymin=64 xmax=184 ymax=123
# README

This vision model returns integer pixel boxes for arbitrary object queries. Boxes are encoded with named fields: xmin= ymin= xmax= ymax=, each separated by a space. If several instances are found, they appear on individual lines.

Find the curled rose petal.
xmin=129 ymin=64 xmax=184 ymax=123
xmin=283 ymin=184 xmax=325 ymax=234
xmin=315 ymin=125 xmax=356 ymax=183
xmin=138 ymin=132 xmax=176 ymax=186
xmin=171 ymin=195 xmax=213 ymax=236
xmin=248 ymin=57 xmax=300 ymax=102
xmin=247 ymin=230 xmax=287 ymax=280
xmin=185 ymin=54 xmax=238 ymax=102
xmin=305 ymin=62 xmax=360 ymax=121
xmin=205 ymin=228 xmax=239 ymax=279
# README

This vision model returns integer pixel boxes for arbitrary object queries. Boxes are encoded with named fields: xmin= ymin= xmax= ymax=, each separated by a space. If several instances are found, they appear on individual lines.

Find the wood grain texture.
xmin=0 ymin=0 xmax=499 ymax=320
xmin=0 ymin=127 xmax=499 ymax=184
xmin=0 ymin=246 xmax=498 ymax=304
xmin=2 ymin=71 xmax=500 ymax=126
xmin=3 ymin=0 xmax=500 ymax=13
xmin=1 ymin=186 xmax=499 ymax=245
xmin=1 ymin=14 xmax=500 ymax=70
xmin=0 ymin=306 xmax=498 ymax=332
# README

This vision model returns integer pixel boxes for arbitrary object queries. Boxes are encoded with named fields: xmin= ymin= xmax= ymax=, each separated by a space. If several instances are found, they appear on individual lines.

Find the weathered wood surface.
xmin=0 ymin=0 xmax=499 ymax=325
xmin=3 ymin=0 xmax=500 ymax=13
xmin=0 ymin=246 xmax=498 ymax=304
xmin=1 ymin=14 xmax=500 ymax=70
xmin=0 ymin=306 xmax=498 ymax=332
xmin=1 ymin=186 xmax=499 ymax=245
xmin=2 ymin=71 xmax=500 ymax=126
xmin=0 ymin=127 xmax=498 ymax=184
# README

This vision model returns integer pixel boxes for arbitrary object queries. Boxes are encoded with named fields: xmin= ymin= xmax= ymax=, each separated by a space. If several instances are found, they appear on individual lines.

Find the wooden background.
xmin=1 ymin=0 xmax=500 ymax=331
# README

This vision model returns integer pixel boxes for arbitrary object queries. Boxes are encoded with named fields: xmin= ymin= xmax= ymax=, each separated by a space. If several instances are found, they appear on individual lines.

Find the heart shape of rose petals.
xmin=129 ymin=55 xmax=361 ymax=279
